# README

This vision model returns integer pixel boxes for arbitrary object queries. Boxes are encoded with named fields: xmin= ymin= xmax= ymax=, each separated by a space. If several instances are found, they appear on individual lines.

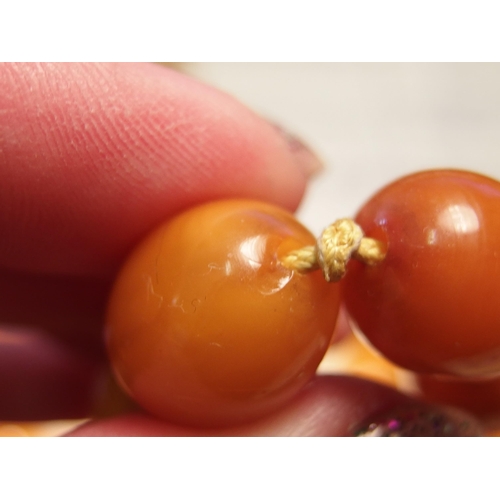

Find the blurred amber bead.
xmin=106 ymin=200 xmax=340 ymax=427
xmin=416 ymin=374 xmax=500 ymax=418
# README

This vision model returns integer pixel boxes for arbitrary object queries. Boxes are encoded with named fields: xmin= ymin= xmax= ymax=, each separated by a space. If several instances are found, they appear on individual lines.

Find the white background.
xmin=182 ymin=63 xmax=500 ymax=235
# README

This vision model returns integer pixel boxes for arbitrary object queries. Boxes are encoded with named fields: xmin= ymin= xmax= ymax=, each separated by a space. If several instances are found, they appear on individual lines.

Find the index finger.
xmin=0 ymin=63 xmax=318 ymax=278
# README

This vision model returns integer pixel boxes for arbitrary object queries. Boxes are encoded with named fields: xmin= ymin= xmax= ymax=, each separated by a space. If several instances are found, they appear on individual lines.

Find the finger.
xmin=0 ymin=326 xmax=103 ymax=420
xmin=0 ymin=62 xmax=319 ymax=278
xmin=0 ymin=62 xmax=320 ymax=420
xmin=66 ymin=375 xmax=482 ymax=437
xmin=0 ymin=271 xmax=109 ymax=349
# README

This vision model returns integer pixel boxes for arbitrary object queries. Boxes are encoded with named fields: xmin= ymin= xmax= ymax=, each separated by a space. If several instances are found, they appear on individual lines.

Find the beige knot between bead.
xmin=281 ymin=218 xmax=386 ymax=282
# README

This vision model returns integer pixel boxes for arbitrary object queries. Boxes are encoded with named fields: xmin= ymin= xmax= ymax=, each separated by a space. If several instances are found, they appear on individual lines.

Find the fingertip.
xmin=270 ymin=122 xmax=325 ymax=180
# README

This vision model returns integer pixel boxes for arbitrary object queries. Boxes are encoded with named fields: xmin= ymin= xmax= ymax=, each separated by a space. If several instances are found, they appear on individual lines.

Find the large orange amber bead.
xmin=106 ymin=200 xmax=340 ymax=427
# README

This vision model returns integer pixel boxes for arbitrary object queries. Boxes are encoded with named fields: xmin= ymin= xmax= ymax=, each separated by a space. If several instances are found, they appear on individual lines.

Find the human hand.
xmin=0 ymin=63 xmax=482 ymax=436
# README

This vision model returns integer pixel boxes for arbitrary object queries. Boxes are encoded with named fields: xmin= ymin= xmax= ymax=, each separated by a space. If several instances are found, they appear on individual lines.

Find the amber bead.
xmin=343 ymin=169 xmax=500 ymax=377
xmin=106 ymin=200 xmax=340 ymax=427
xmin=416 ymin=374 xmax=500 ymax=418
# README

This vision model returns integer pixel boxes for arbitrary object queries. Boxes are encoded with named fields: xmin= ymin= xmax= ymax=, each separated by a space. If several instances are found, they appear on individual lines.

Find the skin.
xmin=0 ymin=63 xmax=481 ymax=435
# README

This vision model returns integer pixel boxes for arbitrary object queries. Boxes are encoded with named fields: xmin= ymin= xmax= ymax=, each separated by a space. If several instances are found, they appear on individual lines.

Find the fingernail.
xmin=353 ymin=405 xmax=482 ymax=437
xmin=271 ymin=122 xmax=324 ymax=178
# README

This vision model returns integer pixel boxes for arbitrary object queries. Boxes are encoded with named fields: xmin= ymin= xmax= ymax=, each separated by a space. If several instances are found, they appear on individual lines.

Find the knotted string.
xmin=281 ymin=218 xmax=386 ymax=282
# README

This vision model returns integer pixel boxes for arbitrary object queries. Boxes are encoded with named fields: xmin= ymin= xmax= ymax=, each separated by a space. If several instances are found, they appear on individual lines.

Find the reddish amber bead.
xmin=106 ymin=200 xmax=340 ymax=427
xmin=343 ymin=170 xmax=500 ymax=377
xmin=416 ymin=374 xmax=500 ymax=417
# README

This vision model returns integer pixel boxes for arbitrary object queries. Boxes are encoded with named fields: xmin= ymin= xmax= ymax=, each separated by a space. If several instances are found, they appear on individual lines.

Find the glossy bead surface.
xmin=343 ymin=170 xmax=500 ymax=377
xmin=106 ymin=200 xmax=340 ymax=427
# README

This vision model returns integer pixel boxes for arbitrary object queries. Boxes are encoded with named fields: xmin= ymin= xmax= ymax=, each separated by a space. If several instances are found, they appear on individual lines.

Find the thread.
xmin=282 ymin=218 xmax=385 ymax=282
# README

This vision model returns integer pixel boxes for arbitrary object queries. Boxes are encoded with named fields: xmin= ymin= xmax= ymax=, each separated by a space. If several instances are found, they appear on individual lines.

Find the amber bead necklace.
xmin=105 ymin=168 xmax=500 ymax=427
